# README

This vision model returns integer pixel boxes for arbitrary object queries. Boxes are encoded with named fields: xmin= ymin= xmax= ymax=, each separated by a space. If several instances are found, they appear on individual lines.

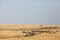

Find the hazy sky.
xmin=0 ymin=0 xmax=60 ymax=24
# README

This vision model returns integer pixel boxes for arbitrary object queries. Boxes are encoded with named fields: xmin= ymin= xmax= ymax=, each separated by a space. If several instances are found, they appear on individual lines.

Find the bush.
xmin=22 ymin=31 xmax=35 ymax=37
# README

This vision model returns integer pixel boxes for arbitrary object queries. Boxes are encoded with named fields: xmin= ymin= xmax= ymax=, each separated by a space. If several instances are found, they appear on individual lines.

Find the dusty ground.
xmin=0 ymin=24 xmax=60 ymax=40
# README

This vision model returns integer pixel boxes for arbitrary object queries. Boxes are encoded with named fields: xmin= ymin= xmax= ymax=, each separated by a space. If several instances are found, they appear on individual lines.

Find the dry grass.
xmin=0 ymin=24 xmax=60 ymax=40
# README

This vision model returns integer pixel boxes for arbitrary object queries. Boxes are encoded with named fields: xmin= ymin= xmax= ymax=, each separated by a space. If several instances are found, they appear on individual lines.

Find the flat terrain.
xmin=0 ymin=24 xmax=60 ymax=40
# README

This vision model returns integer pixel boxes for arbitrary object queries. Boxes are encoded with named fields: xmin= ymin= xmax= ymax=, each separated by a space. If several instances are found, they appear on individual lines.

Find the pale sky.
xmin=0 ymin=0 xmax=60 ymax=24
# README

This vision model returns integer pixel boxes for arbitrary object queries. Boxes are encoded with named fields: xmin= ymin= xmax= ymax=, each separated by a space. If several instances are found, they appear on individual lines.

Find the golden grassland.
xmin=0 ymin=24 xmax=60 ymax=40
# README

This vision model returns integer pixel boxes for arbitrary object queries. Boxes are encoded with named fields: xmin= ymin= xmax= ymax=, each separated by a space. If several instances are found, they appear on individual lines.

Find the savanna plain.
xmin=0 ymin=24 xmax=60 ymax=40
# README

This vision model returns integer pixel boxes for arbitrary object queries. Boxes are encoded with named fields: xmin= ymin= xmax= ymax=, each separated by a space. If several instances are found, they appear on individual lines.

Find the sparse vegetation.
xmin=0 ymin=24 xmax=60 ymax=40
